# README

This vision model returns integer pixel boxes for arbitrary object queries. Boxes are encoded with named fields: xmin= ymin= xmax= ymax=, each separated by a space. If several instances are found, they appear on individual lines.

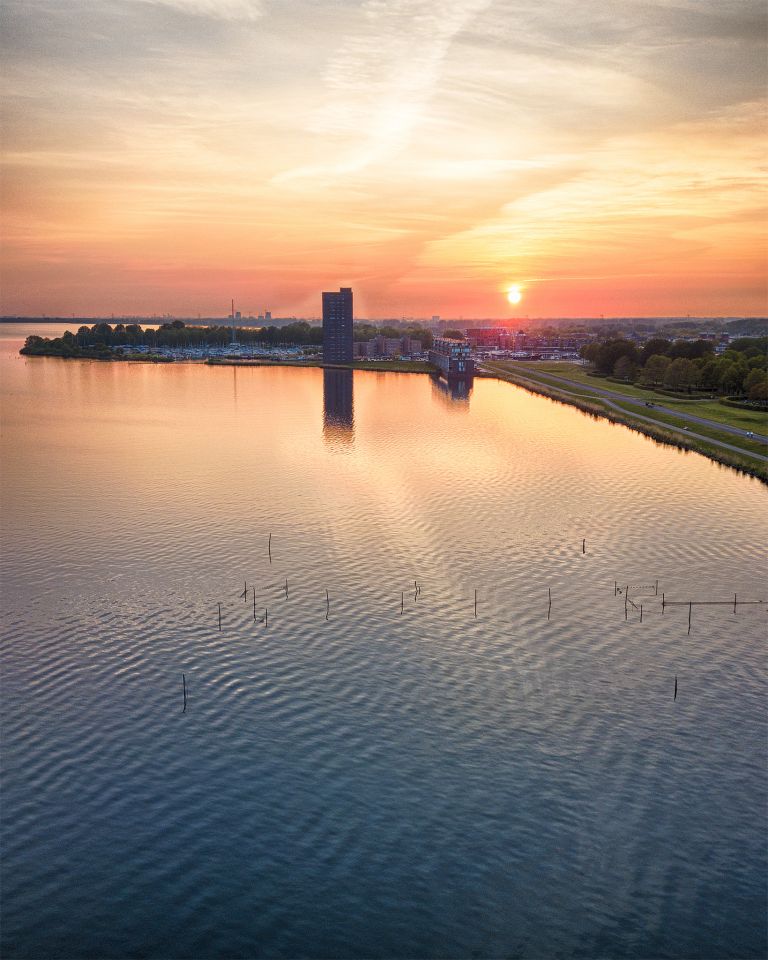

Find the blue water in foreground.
xmin=1 ymin=327 xmax=766 ymax=958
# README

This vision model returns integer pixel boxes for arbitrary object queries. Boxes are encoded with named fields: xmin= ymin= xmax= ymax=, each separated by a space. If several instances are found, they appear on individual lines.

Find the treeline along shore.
xmin=19 ymin=319 xmax=437 ymax=359
xmin=20 ymin=320 xmax=322 ymax=358
xmin=579 ymin=335 xmax=768 ymax=404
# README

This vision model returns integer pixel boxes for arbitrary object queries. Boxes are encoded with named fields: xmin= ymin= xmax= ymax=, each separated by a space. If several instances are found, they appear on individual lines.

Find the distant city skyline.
xmin=1 ymin=1 xmax=765 ymax=318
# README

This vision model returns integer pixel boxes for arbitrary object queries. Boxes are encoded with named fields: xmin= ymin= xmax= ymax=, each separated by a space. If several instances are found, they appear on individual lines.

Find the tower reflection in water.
xmin=430 ymin=374 xmax=473 ymax=408
xmin=323 ymin=369 xmax=354 ymax=446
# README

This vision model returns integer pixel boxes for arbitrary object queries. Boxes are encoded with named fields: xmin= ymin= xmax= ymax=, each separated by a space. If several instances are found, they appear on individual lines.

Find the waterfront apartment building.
xmin=428 ymin=337 xmax=474 ymax=381
xmin=353 ymin=335 xmax=423 ymax=359
xmin=322 ymin=287 xmax=353 ymax=362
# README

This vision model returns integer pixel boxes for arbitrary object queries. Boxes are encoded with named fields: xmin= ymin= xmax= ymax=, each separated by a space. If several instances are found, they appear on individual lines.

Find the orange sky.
xmin=1 ymin=0 xmax=766 ymax=318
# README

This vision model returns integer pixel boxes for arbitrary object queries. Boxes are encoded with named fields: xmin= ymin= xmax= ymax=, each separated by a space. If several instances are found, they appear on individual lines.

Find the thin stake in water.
xmin=253 ymin=587 xmax=256 ymax=621
xmin=582 ymin=538 xmax=586 ymax=554
xmin=218 ymin=603 xmax=222 ymax=631
xmin=326 ymin=589 xmax=330 ymax=621
xmin=474 ymin=589 xmax=478 ymax=618
xmin=182 ymin=673 xmax=187 ymax=713
xmin=241 ymin=580 xmax=248 ymax=601
xmin=548 ymin=587 xmax=552 ymax=621
xmin=688 ymin=601 xmax=692 ymax=635
xmin=401 ymin=592 xmax=404 ymax=615
xmin=285 ymin=578 xmax=288 ymax=600
xmin=268 ymin=532 xmax=272 ymax=565
xmin=674 ymin=675 xmax=678 ymax=701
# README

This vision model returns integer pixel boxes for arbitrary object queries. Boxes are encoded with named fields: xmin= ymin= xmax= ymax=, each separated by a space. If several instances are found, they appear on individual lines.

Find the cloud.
xmin=276 ymin=0 xmax=492 ymax=181
xmin=132 ymin=0 xmax=263 ymax=19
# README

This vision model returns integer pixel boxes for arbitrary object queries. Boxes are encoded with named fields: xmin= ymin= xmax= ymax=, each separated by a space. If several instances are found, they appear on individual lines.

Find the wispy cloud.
xmin=276 ymin=0 xmax=492 ymax=181
xmin=132 ymin=0 xmax=263 ymax=20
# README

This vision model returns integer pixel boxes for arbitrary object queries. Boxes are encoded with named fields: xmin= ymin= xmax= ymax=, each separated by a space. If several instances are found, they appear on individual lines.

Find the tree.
xmin=719 ymin=362 xmax=746 ymax=396
xmin=699 ymin=359 xmax=721 ymax=392
xmin=668 ymin=339 xmax=714 ymax=360
xmin=744 ymin=369 xmax=767 ymax=397
xmin=353 ymin=323 xmax=378 ymax=342
xmin=640 ymin=354 xmax=670 ymax=386
xmin=730 ymin=336 xmax=768 ymax=356
xmin=640 ymin=338 xmax=671 ymax=365
xmin=664 ymin=357 xmax=695 ymax=392
xmin=91 ymin=322 xmax=113 ymax=344
xmin=748 ymin=380 xmax=768 ymax=402
xmin=411 ymin=327 xmax=433 ymax=349
xmin=593 ymin=339 xmax=639 ymax=376
xmin=613 ymin=355 xmax=639 ymax=382
xmin=443 ymin=329 xmax=464 ymax=340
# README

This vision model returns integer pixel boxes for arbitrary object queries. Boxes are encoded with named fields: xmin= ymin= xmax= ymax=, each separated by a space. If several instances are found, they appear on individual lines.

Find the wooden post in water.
xmin=582 ymin=538 xmax=586 ymax=555
xmin=218 ymin=603 xmax=222 ymax=631
xmin=401 ymin=592 xmax=404 ymax=615
xmin=326 ymin=589 xmax=330 ymax=621
xmin=548 ymin=587 xmax=552 ymax=621
xmin=655 ymin=579 xmax=659 ymax=596
xmin=242 ymin=580 xmax=247 ymax=601
xmin=733 ymin=593 xmax=737 ymax=614
xmin=474 ymin=589 xmax=478 ymax=618
xmin=265 ymin=608 xmax=268 ymax=628
xmin=674 ymin=675 xmax=678 ymax=701
xmin=688 ymin=601 xmax=692 ymax=635
xmin=285 ymin=578 xmax=288 ymax=600
xmin=640 ymin=604 xmax=643 ymax=623
xmin=182 ymin=673 xmax=187 ymax=712
xmin=625 ymin=587 xmax=629 ymax=620
xmin=253 ymin=587 xmax=256 ymax=621
xmin=268 ymin=532 xmax=272 ymax=565
xmin=662 ymin=592 xmax=665 ymax=614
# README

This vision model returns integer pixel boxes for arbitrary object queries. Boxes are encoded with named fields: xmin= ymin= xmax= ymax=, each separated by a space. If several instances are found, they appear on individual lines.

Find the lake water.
xmin=1 ymin=323 xmax=766 ymax=959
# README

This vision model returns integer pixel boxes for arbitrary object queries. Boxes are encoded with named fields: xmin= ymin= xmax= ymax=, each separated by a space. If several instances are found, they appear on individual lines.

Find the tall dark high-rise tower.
xmin=322 ymin=287 xmax=353 ymax=362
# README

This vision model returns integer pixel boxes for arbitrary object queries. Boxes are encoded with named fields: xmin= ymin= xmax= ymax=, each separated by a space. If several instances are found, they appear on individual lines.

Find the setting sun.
xmin=507 ymin=284 xmax=523 ymax=305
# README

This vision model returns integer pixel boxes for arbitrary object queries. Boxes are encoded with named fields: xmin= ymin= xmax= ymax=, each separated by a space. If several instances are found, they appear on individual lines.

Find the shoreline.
xmin=204 ymin=357 xmax=437 ymax=373
xmin=18 ymin=349 xmax=435 ymax=375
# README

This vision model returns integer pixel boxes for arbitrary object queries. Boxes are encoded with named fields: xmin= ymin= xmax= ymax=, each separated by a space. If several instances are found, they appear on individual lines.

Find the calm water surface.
xmin=1 ymin=324 xmax=766 ymax=959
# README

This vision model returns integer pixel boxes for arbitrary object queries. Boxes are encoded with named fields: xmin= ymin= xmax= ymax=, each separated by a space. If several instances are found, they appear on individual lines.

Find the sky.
xmin=1 ymin=0 xmax=766 ymax=318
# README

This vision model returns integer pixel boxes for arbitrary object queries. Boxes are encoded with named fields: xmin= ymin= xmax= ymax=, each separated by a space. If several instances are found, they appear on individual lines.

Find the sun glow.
xmin=507 ymin=284 xmax=523 ymax=305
